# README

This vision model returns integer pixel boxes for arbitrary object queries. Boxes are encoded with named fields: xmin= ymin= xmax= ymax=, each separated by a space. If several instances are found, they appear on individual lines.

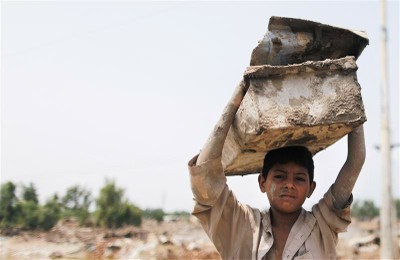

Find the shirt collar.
xmin=258 ymin=208 xmax=316 ymax=259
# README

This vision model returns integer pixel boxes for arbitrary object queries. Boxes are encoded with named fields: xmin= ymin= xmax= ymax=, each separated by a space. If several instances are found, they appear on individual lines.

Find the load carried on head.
xmin=222 ymin=16 xmax=369 ymax=176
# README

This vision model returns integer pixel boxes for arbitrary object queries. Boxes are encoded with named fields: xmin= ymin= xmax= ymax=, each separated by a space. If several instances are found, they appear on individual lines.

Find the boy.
xmin=188 ymin=79 xmax=365 ymax=259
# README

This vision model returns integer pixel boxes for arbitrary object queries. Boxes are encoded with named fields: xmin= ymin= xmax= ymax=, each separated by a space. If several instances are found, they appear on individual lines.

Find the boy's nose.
xmin=283 ymin=181 xmax=295 ymax=189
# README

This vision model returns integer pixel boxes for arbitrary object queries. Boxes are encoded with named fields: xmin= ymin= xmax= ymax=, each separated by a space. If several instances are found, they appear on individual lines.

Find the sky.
xmin=1 ymin=1 xmax=399 ymax=212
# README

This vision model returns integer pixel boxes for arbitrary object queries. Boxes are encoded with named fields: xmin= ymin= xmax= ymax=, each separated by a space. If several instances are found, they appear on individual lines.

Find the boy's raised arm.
xmin=196 ymin=79 xmax=250 ymax=165
xmin=331 ymin=125 xmax=366 ymax=208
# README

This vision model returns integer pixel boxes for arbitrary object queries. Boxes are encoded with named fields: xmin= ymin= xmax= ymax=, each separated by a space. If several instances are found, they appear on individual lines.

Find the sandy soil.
xmin=0 ymin=217 xmax=395 ymax=259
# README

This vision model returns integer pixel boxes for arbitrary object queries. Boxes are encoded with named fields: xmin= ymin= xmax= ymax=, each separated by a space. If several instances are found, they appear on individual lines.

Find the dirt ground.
xmin=0 ymin=217 xmax=397 ymax=259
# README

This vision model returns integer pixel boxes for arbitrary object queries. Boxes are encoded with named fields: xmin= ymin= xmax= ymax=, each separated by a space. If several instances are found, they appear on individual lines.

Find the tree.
xmin=0 ymin=182 xmax=19 ymax=228
xmin=21 ymin=183 xmax=39 ymax=204
xmin=16 ymin=183 xmax=40 ymax=229
xmin=117 ymin=200 xmax=142 ymax=227
xmin=62 ymin=185 xmax=92 ymax=225
xmin=143 ymin=208 xmax=165 ymax=223
xmin=95 ymin=179 xmax=142 ymax=228
xmin=352 ymin=200 xmax=380 ymax=220
xmin=38 ymin=194 xmax=61 ymax=231
xmin=17 ymin=200 xmax=40 ymax=230
xmin=169 ymin=210 xmax=191 ymax=218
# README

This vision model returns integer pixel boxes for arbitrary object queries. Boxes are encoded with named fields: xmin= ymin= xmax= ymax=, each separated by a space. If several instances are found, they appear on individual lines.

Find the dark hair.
xmin=262 ymin=146 xmax=314 ymax=183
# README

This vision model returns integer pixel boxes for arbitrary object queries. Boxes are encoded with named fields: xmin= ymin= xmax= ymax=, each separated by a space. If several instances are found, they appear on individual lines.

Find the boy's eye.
xmin=274 ymin=174 xmax=284 ymax=179
xmin=296 ymin=177 xmax=306 ymax=182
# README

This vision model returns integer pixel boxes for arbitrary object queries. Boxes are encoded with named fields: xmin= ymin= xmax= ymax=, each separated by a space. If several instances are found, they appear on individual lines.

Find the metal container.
xmin=250 ymin=16 xmax=369 ymax=66
xmin=222 ymin=56 xmax=366 ymax=176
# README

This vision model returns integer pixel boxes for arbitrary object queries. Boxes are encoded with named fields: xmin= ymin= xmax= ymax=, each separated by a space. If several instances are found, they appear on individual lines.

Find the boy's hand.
xmin=197 ymin=79 xmax=250 ymax=165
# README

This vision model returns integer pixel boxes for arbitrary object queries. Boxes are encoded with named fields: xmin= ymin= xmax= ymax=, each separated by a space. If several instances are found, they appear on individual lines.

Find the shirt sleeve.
xmin=188 ymin=154 xmax=259 ymax=258
xmin=312 ymin=185 xmax=352 ymax=234
xmin=188 ymin=154 xmax=226 ymax=206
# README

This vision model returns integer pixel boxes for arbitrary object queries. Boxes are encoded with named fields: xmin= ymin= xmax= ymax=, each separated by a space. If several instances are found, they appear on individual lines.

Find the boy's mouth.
xmin=279 ymin=192 xmax=295 ymax=199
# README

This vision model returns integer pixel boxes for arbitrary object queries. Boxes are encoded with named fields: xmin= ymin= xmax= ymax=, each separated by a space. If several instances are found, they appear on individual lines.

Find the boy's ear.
xmin=258 ymin=174 xmax=266 ymax=193
xmin=307 ymin=181 xmax=316 ymax=198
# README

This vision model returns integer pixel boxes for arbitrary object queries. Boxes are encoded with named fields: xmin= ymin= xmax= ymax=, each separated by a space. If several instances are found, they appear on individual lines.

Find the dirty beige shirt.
xmin=189 ymin=155 xmax=352 ymax=260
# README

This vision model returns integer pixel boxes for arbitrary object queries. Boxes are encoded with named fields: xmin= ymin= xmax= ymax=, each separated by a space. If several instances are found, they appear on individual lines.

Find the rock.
xmin=49 ymin=251 xmax=63 ymax=258
xmin=158 ymin=234 xmax=173 ymax=245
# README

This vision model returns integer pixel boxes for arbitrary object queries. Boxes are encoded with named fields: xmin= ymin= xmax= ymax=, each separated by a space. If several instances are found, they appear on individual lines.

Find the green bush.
xmin=352 ymin=200 xmax=380 ymax=220
xmin=38 ymin=195 xmax=61 ymax=231
xmin=21 ymin=183 xmax=39 ymax=204
xmin=17 ymin=200 xmax=40 ymax=230
xmin=95 ymin=179 xmax=142 ymax=228
xmin=143 ymin=208 xmax=165 ymax=223
xmin=118 ymin=201 xmax=142 ymax=227
xmin=15 ymin=183 xmax=40 ymax=230
xmin=169 ymin=210 xmax=191 ymax=218
xmin=0 ymin=180 xmax=146 ymax=230
xmin=0 ymin=182 xmax=19 ymax=228
xmin=61 ymin=185 xmax=92 ymax=226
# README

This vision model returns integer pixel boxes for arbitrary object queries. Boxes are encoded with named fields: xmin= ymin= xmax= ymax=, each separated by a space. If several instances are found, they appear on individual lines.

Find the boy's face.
xmin=258 ymin=161 xmax=316 ymax=214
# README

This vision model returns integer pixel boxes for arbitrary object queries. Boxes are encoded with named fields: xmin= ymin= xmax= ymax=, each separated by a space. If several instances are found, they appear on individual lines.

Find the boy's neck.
xmin=270 ymin=208 xmax=302 ymax=229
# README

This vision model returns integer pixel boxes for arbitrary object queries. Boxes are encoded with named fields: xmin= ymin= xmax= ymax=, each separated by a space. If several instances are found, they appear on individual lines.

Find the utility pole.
xmin=379 ymin=0 xmax=397 ymax=258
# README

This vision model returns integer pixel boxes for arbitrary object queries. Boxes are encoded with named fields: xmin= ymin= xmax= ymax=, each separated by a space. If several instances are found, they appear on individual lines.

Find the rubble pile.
xmin=0 ymin=218 xmax=219 ymax=259
xmin=1 ymin=218 xmax=391 ymax=259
